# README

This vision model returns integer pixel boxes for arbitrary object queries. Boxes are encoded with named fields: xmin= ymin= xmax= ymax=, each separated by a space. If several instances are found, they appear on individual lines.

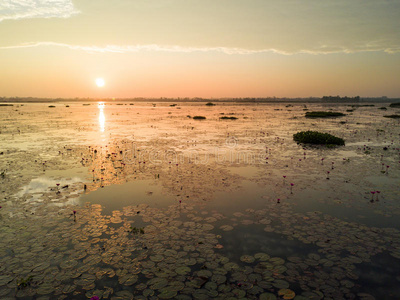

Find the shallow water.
xmin=1 ymin=101 xmax=400 ymax=299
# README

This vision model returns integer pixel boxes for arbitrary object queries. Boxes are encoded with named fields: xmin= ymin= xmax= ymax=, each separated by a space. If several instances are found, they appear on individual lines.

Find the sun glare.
xmin=95 ymin=78 xmax=105 ymax=87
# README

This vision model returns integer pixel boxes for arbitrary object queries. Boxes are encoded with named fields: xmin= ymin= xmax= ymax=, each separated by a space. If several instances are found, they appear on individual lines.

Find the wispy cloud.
xmin=0 ymin=0 xmax=79 ymax=22
xmin=0 ymin=41 xmax=399 ymax=55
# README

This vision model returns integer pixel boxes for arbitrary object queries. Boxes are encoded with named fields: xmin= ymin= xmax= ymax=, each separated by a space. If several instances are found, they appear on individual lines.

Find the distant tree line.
xmin=322 ymin=96 xmax=360 ymax=102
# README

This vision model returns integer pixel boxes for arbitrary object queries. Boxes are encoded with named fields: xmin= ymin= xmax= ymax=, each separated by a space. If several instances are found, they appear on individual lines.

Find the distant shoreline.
xmin=1 ymin=97 xmax=399 ymax=104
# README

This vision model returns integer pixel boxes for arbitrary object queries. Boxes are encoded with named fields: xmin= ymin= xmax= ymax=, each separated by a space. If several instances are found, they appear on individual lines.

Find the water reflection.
xmin=98 ymin=102 xmax=105 ymax=132
xmin=16 ymin=176 xmax=83 ymax=197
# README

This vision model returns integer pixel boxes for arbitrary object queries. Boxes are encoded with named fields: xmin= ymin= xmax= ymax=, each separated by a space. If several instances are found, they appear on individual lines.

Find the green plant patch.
xmin=305 ymin=111 xmax=345 ymax=118
xmin=293 ymin=131 xmax=345 ymax=146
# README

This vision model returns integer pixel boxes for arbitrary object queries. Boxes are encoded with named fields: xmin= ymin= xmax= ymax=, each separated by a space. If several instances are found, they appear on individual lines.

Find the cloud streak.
xmin=0 ymin=0 xmax=79 ymax=22
xmin=0 ymin=41 xmax=399 ymax=55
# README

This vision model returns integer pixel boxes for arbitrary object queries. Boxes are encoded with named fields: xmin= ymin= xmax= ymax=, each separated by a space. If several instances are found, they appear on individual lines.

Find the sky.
xmin=0 ymin=0 xmax=399 ymax=98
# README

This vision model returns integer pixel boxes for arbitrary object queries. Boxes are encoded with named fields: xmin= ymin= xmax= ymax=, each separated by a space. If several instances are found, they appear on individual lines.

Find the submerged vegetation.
xmin=293 ymin=131 xmax=345 ymax=146
xmin=305 ymin=111 xmax=345 ymax=118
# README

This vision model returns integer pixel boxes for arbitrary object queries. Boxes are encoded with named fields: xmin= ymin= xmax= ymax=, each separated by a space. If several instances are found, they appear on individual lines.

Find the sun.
xmin=95 ymin=78 xmax=105 ymax=87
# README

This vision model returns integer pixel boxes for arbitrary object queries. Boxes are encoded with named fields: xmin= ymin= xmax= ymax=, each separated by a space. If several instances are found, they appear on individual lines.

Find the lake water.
xmin=0 ymin=101 xmax=399 ymax=299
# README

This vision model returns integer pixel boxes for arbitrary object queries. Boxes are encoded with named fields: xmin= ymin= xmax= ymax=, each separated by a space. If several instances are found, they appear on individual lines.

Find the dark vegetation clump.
xmin=205 ymin=102 xmax=215 ymax=106
xmin=220 ymin=116 xmax=238 ymax=120
xmin=378 ymin=107 xmax=387 ymax=110
xmin=383 ymin=115 xmax=400 ymax=119
xmin=193 ymin=116 xmax=206 ymax=120
xmin=0 ymin=104 xmax=13 ymax=106
xmin=305 ymin=111 xmax=345 ymax=118
xmin=293 ymin=131 xmax=345 ymax=146
xmin=389 ymin=103 xmax=400 ymax=108
xmin=83 ymin=104 xmax=91 ymax=106
xmin=48 ymin=105 xmax=55 ymax=108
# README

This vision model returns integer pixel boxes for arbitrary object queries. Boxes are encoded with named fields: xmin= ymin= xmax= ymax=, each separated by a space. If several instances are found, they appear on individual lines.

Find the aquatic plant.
xmin=293 ymin=131 xmax=345 ymax=146
xmin=193 ymin=116 xmax=206 ymax=120
xmin=129 ymin=226 xmax=145 ymax=234
xmin=290 ymin=183 xmax=294 ymax=194
xmin=17 ymin=276 xmax=33 ymax=289
xmin=205 ymin=102 xmax=215 ymax=106
xmin=389 ymin=102 xmax=400 ymax=107
xmin=220 ymin=116 xmax=238 ymax=120
xmin=383 ymin=115 xmax=400 ymax=119
xmin=305 ymin=111 xmax=345 ymax=118
xmin=48 ymin=105 xmax=56 ymax=108
xmin=326 ymin=171 xmax=330 ymax=180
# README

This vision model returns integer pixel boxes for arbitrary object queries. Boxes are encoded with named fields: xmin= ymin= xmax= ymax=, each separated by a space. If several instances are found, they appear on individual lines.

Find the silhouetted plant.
xmin=193 ymin=116 xmax=206 ymax=120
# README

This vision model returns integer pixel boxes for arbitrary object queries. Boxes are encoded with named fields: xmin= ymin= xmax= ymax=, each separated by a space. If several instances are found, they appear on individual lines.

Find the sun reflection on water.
xmin=98 ymin=102 xmax=105 ymax=132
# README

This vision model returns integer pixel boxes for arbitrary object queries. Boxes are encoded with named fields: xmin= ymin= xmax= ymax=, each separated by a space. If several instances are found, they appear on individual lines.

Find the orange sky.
xmin=1 ymin=1 xmax=399 ymax=98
